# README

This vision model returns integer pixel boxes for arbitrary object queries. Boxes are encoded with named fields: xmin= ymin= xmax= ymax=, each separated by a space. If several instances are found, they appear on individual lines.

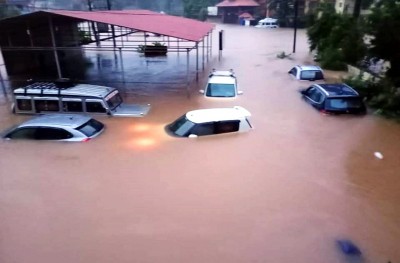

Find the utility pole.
xmin=292 ymin=0 xmax=298 ymax=53
xmin=106 ymin=0 xmax=117 ymax=48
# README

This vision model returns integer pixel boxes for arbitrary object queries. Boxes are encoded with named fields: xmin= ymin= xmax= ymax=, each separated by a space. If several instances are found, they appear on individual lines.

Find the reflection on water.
xmin=0 ymin=24 xmax=400 ymax=263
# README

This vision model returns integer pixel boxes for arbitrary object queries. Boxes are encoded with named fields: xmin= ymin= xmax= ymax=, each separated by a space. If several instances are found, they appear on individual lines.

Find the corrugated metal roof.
xmin=216 ymin=0 xmax=260 ymax=7
xmin=0 ymin=10 xmax=214 ymax=42
xmin=46 ymin=10 xmax=214 ymax=42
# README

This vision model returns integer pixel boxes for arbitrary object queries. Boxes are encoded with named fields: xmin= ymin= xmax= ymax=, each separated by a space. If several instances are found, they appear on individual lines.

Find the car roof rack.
xmin=209 ymin=69 xmax=236 ymax=78
xmin=22 ymin=78 xmax=75 ymax=96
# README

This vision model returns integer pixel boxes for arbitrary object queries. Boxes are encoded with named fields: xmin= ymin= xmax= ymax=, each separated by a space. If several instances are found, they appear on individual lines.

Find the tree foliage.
xmin=307 ymin=4 xmax=366 ymax=70
xmin=0 ymin=4 xmax=21 ymax=19
xmin=364 ymin=0 xmax=400 ymax=86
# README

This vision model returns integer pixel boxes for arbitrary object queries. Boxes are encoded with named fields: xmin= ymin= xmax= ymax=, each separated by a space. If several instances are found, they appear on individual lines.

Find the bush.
xmin=318 ymin=47 xmax=347 ymax=70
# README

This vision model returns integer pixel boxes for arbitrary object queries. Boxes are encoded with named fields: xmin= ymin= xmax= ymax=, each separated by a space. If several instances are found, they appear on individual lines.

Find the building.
xmin=216 ymin=0 xmax=260 ymax=24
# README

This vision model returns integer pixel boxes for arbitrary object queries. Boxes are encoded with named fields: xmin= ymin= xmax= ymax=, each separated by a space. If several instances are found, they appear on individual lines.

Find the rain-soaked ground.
xmin=1 ymin=23 xmax=400 ymax=263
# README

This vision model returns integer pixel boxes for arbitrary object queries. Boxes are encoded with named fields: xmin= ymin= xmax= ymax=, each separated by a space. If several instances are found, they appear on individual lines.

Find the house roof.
xmin=0 ymin=10 xmax=214 ymax=42
xmin=216 ymin=0 xmax=260 ymax=7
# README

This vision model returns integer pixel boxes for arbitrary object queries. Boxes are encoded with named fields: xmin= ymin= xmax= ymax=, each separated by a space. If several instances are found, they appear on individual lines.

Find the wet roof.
xmin=0 ymin=10 xmax=214 ymax=42
xmin=14 ymin=82 xmax=115 ymax=98
xmin=21 ymin=114 xmax=91 ymax=128
xmin=216 ymin=0 xmax=260 ymax=7
xmin=186 ymin=107 xmax=251 ymax=123
xmin=297 ymin=65 xmax=322 ymax=71
xmin=317 ymin=84 xmax=359 ymax=97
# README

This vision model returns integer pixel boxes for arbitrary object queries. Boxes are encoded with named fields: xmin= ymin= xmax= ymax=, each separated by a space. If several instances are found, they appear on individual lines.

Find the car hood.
xmin=111 ymin=103 xmax=151 ymax=117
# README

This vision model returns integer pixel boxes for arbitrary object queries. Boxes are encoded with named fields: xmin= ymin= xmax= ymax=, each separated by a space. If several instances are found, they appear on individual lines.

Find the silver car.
xmin=2 ymin=114 xmax=104 ymax=142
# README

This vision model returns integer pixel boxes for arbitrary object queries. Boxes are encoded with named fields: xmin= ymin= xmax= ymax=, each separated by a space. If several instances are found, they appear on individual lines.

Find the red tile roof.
xmin=216 ymin=0 xmax=260 ymax=7
xmin=44 ymin=10 xmax=214 ymax=42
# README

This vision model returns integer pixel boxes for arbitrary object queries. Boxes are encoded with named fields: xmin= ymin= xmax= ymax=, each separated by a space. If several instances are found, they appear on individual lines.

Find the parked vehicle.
xmin=255 ymin=18 xmax=279 ymax=28
xmin=288 ymin=65 xmax=324 ymax=81
xmin=300 ymin=83 xmax=366 ymax=114
xmin=166 ymin=106 xmax=252 ymax=138
xmin=2 ymin=114 xmax=104 ymax=142
xmin=199 ymin=69 xmax=243 ymax=98
xmin=12 ymin=79 xmax=150 ymax=117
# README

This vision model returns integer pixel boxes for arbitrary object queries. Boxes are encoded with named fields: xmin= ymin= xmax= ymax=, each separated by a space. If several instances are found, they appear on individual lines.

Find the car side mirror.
xmin=238 ymin=91 xmax=243 ymax=95
xmin=199 ymin=90 xmax=205 ymax=94
xmin=188 ymin=134 xmax=198 ymax=138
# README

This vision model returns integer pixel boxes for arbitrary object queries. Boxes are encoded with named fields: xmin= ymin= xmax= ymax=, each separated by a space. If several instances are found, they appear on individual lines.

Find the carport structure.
xmin=0 ymin=10 xmax=215 ymax=95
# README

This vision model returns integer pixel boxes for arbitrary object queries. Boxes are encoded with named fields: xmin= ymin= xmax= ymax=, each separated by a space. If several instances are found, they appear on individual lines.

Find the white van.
xmin=255 ymin=18 xmax=279 ymax=28
xmin=12 ymin=80 xmax=150 ymax=117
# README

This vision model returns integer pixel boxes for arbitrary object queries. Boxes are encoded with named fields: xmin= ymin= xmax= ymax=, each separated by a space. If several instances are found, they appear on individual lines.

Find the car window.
xmin=34 ymin=99 xmax=60 ymax=112
xmin=289 ymin=67 xmax=297 ymax=76
xmin=206 ymin=83 xmax=236 ymax=97
xmin=62 ymin=100 xmax=83 ymax=112
xmin=16 ymin=99 xmax=33 ymax=111
xmin=86 ymin=101 xmax=106 ymax=113
xmin=191 ymin=122 xmax=215 ymax=136
xmin=310 ymin=90 xmax=323 ymax=103
xmin=300 ymin=70 xmax=324 ymax=80
xmin=168 ymin=115 xmax=195 ymax=137
xmin=76 ymin=119 xmax=104 ymax=137
xmin=326 ymin=98 xmax=363 ymax=109
xmin=215 ymin=121 xmax=240 ymax=134
xmin=6 ymin=128 xmax=37 ymax=139
xmin=35 ymin=128 xmax=73 ymax=140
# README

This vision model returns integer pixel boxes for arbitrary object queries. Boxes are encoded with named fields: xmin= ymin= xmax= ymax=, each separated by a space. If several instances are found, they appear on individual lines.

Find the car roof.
xmin=208 ymin=75 xmax=236 ymax=84
xmin=296 ymin=65 xmax=322 ymax=71
xmin=14 ymin=82 xmax=115 ymax=98
xmin=314 ymin=83 xmax=359 ymax=97
xmin=186 ymin=106 xmax=251 ymax=123
xmin=19 ymin=114 xmax=91 ymax=129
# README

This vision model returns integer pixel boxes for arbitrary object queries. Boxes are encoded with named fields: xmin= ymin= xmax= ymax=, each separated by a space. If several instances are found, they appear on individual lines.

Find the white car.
xmin=255 ymin=18 xmax=279 ymax=28
xmin=166 ymin=106 xmax=252 ymax=138
xmin=199 ymin=69 xmax=243 ymax=98
xmin=288 ymin=65 xmax=325 ymax=81
xmin=2 ymin=114 xmax=104 ymax=142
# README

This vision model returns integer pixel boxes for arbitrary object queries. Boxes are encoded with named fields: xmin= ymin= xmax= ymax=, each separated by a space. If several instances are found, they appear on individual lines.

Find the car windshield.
xmin=300 ymin=70 xmax=324 ymax=80
xmin=106 ymin=92 xmax=123 ymax=109
xmin=326 ymin=97 xmax=363 ymax=109
xmin=168 ymin=115 xmax=195 ymax=137
xmin=206 ymin=83 xmax=236 ymax=97
xmin=76 ymin=119 xmax=104 ymax=137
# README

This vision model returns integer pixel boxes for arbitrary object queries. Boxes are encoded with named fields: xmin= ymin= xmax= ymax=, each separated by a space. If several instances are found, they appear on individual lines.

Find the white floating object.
xmin=374 ymin=152 xmax=384 ymax=159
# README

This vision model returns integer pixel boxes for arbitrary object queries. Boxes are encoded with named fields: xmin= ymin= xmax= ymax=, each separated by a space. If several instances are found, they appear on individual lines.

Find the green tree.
xmin=364 ymin=0 xmax=400 ymax=86
xmin=182 ymin=0 xmax=209 ymax=20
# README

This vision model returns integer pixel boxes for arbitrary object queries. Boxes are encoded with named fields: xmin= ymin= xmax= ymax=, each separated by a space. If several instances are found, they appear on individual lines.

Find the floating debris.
xmin=337 ymin=239 xmax=362 ymax=256
xmin=374 ymin=152 xmax=384 ymax=159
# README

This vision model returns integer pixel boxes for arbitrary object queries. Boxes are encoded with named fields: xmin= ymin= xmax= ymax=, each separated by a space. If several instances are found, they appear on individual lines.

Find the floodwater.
xmin=1 ymin=24 xmax=400 ymax=263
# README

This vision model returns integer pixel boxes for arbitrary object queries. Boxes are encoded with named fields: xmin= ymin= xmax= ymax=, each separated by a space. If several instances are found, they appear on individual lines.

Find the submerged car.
xmin=166 ymin=106 xmax=252 ymax=137
xmin=288 ymin=65 xmax=324 ymax=81
xmin=300 ymin=83 xmax=366 ymax=114
xmin=255 ymin=18 xmax=279 ymax=28
xmin=2 ymin=114 xmax=104 ymax=142
xmin=199 ymin=69 xmax=243 ymax=98
xmin=12 ymin=79 xmax=150 ymax=117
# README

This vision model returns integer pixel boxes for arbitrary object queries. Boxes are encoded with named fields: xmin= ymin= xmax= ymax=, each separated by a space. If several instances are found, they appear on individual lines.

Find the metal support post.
xmin=49 ymin=16 xmax=62 ymax=78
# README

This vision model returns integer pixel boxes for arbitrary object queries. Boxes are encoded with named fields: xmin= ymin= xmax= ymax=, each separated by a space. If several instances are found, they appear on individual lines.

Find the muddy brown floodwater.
xmin=1 ymin=23 xmax=400 ymax=263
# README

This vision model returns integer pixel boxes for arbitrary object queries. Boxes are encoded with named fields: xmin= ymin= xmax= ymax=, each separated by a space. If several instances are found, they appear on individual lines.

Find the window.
xmin=192 ymin=122 xmax=215 ymax=136
xmin=86 ymin=101 xmax=106 ymax=113
xmin=6 ymin=128 xmax=37 ymax=139
xmin=300 ymin=70 xmax=324 ymax=80
xmin=289 ymin=67 xmax=297 ymax=76
xmin=16 ymin=99 xmax=33 ymax=111
xmin=77 ymin=119 xmax=104 ymax=137
xmin=168 ymin=115 xmax=195 ymax=137
xmin=206 ymin=83 xmax=236 ymax=97
xmin=310 ymin=90 xmax=323 ymax=103
xmin=326 ymin=98 xmax=363 ymax=110
xmin=34 ymin=99 xmax=60 ymax=112
xmin=62 ymin=100 xmax=83 ymax=112
xmin=35 ymin=128 xmax=72 ymax=140
xmin=106 ymin=92 xmax=123 ymax=109
xmin=215 ymin=121 xmax=240 ymax=134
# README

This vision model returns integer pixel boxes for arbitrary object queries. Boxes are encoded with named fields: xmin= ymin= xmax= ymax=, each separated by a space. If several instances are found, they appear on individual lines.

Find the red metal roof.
xmin=216 ymin=0 xmax=260 ymax=7
xmin=44 ymin=10 xmax=214 ymax=42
